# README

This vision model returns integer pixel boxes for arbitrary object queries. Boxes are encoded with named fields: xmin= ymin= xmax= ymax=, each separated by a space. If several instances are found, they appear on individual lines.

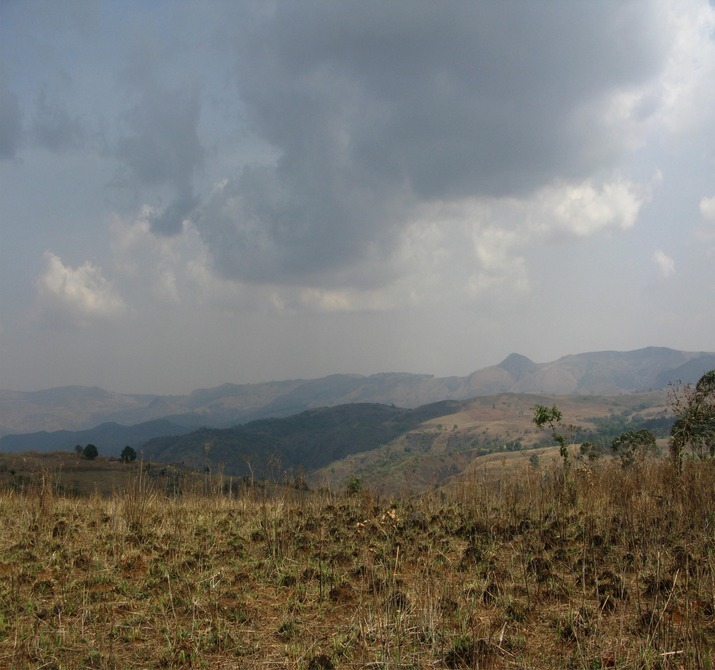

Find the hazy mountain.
xmin=0 ymin=386 xmax=180 ymax=436
xmin=654 ymin=354 xmax=715 ymax=389
xmin=1 ymin=347 xmax=713 ymax=440
xmin=0 ymin=419 xmax=197 ymax=455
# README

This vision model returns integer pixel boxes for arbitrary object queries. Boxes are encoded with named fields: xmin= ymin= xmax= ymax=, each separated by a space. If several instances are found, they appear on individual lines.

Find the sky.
xmin=1 ymin=0 xmax=715 ymax=395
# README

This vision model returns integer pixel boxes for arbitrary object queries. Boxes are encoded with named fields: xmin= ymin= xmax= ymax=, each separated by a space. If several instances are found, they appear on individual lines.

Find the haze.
xmin=1 ymin=1 xmax=714 ymax=394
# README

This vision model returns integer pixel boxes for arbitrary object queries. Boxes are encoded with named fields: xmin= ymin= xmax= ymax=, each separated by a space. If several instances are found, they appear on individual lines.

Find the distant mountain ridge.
xmin=0 ymin=419 xmax=196 ymax=455
xmin=1 ymin=347 xmax=713 ymax=443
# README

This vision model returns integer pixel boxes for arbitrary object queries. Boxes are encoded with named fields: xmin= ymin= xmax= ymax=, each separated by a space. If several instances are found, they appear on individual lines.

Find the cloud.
xmin=110 ymin=208 xmax=227 ymax=307
xmin=527 ymin=178 xmax=647 ymax=239
xmin=197 ymin=166 xmax=406 ymax=287
xmin=400 ymin=178 xmax=645 ymax=302
xmin=468 ymin=227 xmax=529 ymax=295
xmin=0 ymin=64 xmax=23 ymax=159
xmin=35 ymin=252 xmax=128 ymax=326
xmin=117 ymin=83 xmax=203 ymax=192
xmin=241 ymin=174 xmax=649 ymax=312
xmin=652 ymin=249 xmax=675 ymax=277
xmin=696 ymin=195 xmax=715 ymax=255
xmin=650 ymin=0 xmax=715 ymax=137
xmin=700 ymin=196 xmax=715 ymax=221
xmin=116 ymin=67 xmax=204 ymax=235
xmin=31 ymin=86 xmax=84 ymax=153
xmin=193 ymin=1 xmax=669 ymax=288
xmin=244 ymin=175 xmax=645 ymax=312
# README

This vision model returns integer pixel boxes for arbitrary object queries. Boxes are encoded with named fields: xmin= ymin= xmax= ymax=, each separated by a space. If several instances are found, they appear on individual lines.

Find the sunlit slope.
xmin=312 ymin=391 xmax=670 ymax=492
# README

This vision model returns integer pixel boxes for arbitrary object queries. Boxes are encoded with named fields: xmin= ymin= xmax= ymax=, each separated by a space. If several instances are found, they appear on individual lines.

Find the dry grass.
xmin=311 ymin=391 xmax=671 ymax=494
xmin=1 ymin=458 xmax=714 ymax=669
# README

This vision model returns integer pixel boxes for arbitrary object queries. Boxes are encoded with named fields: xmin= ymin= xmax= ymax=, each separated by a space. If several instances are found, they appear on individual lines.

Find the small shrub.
xmin=307 ymin=654 xmax=334 ymax=670
xmin=346 ymin=475 xmax=362 ymax=496
xmin=611 ymin=429 xmax=657 ymax=468
xmin=81 ymin=444 xmax=98 ymax=460
xmin=120 ymin=445 xmax=137 ymax=463
xmin=445 ymin=637 xmax=492 ymax=668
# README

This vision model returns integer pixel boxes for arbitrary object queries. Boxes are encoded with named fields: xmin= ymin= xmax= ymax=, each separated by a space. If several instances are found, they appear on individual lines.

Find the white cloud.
xmin=528 ymin=178 xmax=647 ymax=239
xmin=467 ymin=227 xmax=529 ymax=295
xmin=395 ymin=178 xmax=645 ymax=302
xmin=695 ymin=196 xmax=715 ymax=256
xmin=652 ymin=249 xmax=675 ymax=277
xmin=589 ymin=0 xmax=715 ymax=149
xmin=651 ymin=0 xmax=715 ymax=137
xmin=299 ymin=178 xmax=648 ymax=311
xmin=110 ymin=209 xmax=208 ymax=305
xmin=36 ymin=252 xmax=128 ymax=325
xmin=699 ymin=196 xmax=715 ymax=221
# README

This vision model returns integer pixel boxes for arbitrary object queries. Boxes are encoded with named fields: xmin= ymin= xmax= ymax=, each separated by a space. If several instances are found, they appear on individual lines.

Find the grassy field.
xmin=1 ymin=456 xmax=714 ymax=669
xmin=0 ymin=451 xmax=205 ymax=498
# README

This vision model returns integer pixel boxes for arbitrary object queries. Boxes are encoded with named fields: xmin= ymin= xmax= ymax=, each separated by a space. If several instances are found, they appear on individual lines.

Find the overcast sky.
xmin=1 ymin=0 xmax=715 ymax=394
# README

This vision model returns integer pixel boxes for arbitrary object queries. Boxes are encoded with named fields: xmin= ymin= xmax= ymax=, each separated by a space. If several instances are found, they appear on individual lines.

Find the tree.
xmin=611 ymin=429 xmax=657 ymax=468
xmin=120 ymin=445 xmax=137 ymax=463
xmin=669 ymin=370 xmax=715 ymax=473
xmin=532 ymin=404 xmax=572 ymax=467
xmin=578 ymin=441 xmax=603 ymax=462
xmin=82 ymin=444 xmax=98 ymax=460
xmin=74 ymin=444 xmax=83 ymax=455
xmin=346 ymin=475 xmax=363 ymax=496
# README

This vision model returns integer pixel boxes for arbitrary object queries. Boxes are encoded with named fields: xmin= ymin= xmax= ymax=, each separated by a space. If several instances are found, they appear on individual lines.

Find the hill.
xmin=309 ymin=390 xmax=672 ymax=493
xmin=1 ymin=347 xmax=712 ymax=439
xmin=139 ymin=390 xmax=672 ymax=493
xmin=141 ymin=401 xmax=463 ymax=479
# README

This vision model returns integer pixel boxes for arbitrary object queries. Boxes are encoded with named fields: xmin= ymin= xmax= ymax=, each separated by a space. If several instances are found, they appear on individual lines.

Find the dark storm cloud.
xmin=0 ymin=66 xmax=22 ymax=159
xmin=149 ymin=192 xmax=199 ymax=236
xmin=31 ymin=87 xmax=84 ymax=153
xmin=196 ymin=1 xmax=665 ymax=284
xmin=117 ymin=77 xmax=204 ymax=235
xmin=200 ymin=162 xmax=401 ymax=286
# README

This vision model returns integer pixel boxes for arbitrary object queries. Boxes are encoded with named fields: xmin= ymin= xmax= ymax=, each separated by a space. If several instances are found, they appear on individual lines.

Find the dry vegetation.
xmin=313 ymin=392 xmax=671 ymax=494
xmin=1 ymin=457 xmax=714 ymax=669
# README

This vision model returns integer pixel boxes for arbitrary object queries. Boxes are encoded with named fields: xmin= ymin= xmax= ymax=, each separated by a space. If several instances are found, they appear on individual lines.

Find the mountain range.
xmin=1 ymin=346 xmax=713 ymax=457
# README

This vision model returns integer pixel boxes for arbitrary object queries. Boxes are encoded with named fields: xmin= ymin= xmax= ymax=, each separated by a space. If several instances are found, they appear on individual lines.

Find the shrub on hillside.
xmin=81 ymin=444 xmax=98 ymax=460
xmin=120 ymin=445 xmax=137 ymax=463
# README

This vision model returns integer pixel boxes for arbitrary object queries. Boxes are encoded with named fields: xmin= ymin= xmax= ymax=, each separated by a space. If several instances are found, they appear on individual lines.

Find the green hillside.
xmin=141 ymin=391 xmax=673 ymax=492
xmin=142 ymin=401 xmax=463 ymax=479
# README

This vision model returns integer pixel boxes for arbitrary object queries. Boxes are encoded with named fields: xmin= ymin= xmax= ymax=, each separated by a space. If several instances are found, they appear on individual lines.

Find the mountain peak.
xmin=497 ymin=353 xmax=537 ymax=379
